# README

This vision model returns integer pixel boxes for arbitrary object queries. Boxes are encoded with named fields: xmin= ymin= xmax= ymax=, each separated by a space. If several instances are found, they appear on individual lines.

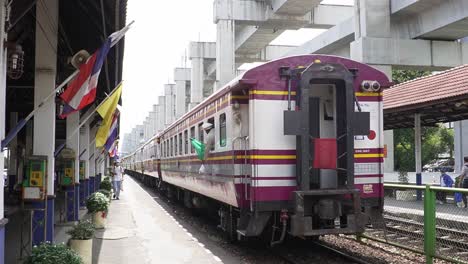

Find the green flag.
xmin=190 ymin=138 xmax=205 ymax=160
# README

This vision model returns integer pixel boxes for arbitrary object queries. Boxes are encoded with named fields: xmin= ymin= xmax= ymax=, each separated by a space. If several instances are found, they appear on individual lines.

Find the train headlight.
xmin=233 ymin=100 xmax=240 ymax=110
xmin=361 ymin=81 xmax=372 ymax=92
xmin=371 ymin=81 xmax=381 ymax=92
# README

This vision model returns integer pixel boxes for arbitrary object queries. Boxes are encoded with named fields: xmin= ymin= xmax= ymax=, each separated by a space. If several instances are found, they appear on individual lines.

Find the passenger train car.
xmin=123 ymin=55 xmax=391 ymax=242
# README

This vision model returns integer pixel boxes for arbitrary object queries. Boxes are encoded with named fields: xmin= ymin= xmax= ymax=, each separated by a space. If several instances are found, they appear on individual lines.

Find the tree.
xmin=391 ymin=70 xmax=454 ymax=172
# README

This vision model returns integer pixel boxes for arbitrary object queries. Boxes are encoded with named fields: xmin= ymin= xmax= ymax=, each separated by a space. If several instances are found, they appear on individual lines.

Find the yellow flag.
xmin=96 ymin=84 xmax=122 ymax=148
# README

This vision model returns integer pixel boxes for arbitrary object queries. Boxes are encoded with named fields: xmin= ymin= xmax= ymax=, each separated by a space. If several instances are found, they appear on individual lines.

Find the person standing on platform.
xmin=112 ymin=161 xmax=124 ymax=200
xmin=437 ymin=169 xmax=453 ymax=204
xmin=457 ymin=157 xmax=468 ymax=208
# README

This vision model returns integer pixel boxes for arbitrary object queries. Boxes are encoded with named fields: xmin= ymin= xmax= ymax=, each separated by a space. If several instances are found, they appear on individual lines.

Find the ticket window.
xmin=22 ymin=156 xmax=47 ymax=201
xmin=60 ymin=160 xmax=75 ymax=186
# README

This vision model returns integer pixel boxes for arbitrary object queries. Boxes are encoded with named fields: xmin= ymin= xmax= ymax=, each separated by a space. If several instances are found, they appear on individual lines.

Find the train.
xmin=122 ymin=55 xmax=391 ymax=243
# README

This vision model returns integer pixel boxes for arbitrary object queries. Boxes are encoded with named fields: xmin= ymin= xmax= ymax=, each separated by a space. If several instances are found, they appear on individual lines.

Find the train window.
xmin=190 ymin=126 xmax=195 ymax=153
xmin=207 ymin=117 xmax=215 ymax=151
xmin=184 ymin=130 xmax=188 ymax=154
xmin=198 ymin=123 xmax=204 ymax=143
xmin=174 ymin=135 xmax=179 ymax=156
xmin=219 ymin=113 xmax=226 ymax=147
xmin=179 ymin=133 xmax=183 ymax=155
xmin=170 ymin=138 xmax=173 ymax=157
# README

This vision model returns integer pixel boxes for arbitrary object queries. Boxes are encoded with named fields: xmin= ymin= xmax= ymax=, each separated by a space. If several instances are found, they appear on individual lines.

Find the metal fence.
xmin=363 ymin=183 xmax=468 ymax=264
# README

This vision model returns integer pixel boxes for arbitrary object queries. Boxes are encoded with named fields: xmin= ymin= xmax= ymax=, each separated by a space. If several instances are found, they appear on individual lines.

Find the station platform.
xmin=92 ymin=176 xmax=224 ymax=264
xmin=384 ymin=197 xmax=468 ymax=224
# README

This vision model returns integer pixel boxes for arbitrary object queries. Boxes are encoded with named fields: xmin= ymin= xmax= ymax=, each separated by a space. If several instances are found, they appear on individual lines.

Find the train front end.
xmin=277 ymin=58 xmax=390 ymax=236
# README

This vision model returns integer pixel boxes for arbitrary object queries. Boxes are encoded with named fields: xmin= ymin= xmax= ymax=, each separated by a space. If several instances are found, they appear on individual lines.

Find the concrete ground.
xmin=92 ymin=176 xmax=224 ymax=264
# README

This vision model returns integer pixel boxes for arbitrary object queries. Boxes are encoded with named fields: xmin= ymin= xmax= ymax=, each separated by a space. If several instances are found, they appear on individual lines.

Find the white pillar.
xmin=34 ymin=0 xmax=58 ymax=197
xmin=351 ymin=0 xmax=392 ymax=78
xmin=0 ymin=0 xmax=7 ymax=225
xmin=7 ymin=113 xmax=18 ymax=179
xmin=66 ymin=113 xmax=80 ymax=184
xmin=158 ymin=96 xmax=165 ymax=131
xmin=79 ymin=115 xmax=90 ymax=180
xmin=383 ymin=130 xmax=394 ymax=173
xmin=89 ymin=125 xmax=97 ymax=177
xmin=190 ymin=57 xmax=204 ymax=109
xmin=175 ymin=68 xmax=191 ymax=118
xmin=164 ymin=84 xmax=175 ymax=126
xmin=216 ymin=19 xmax=235 ymax=89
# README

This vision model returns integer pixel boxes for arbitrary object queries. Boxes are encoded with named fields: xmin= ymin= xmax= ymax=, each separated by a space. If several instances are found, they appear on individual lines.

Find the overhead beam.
xmin=350 ymin=37 xmax=468 ymax=70
xmin=271 ymin=0 xmax=322 ymax=15
xmin=391 ymin=0 xmax=468 ymax=40
xmin=284 ymin=17 xmax=355 ymax=56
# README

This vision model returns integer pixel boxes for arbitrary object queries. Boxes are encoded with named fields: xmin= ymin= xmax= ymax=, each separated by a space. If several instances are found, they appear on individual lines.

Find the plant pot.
xmin=396 ymin=190 xmax=417 ymax=201
xmin=93 ymin=211 xmax=107 ymax=229
xmin=69 ymin=239 xmax=92 ymax=264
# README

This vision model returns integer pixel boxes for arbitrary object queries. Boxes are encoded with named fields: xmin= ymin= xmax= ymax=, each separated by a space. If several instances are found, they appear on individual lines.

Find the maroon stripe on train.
xmin=251 ymin=149 xmax=296 ymax=155
xmin=356 ymin=96 xmax=382 ymax=102
xmin=354 ymin=148 xmax=384 ymax=154
xmin=251 ymin=176 xmax=296 ymax=180
xmin=354 ymin=158 xmax=383 ymax=163
xmin=250 ymin=186 xmax=297 ymax=201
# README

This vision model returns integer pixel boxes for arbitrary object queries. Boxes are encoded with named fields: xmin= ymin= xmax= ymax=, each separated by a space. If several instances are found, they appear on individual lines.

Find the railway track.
xmin=364 ymin=214 xmax=468 ymax=260
xmin=275 ymin=239 xmax=374 ymax=264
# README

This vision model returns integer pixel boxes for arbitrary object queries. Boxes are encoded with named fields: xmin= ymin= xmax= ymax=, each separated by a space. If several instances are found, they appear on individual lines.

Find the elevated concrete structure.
xmin=174 ymin=68 xmax=191 ymax=118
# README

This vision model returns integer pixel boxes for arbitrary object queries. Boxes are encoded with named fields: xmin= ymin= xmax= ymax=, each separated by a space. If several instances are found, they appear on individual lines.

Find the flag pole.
xmin=1 ymin=21 xmax=134 ymax=149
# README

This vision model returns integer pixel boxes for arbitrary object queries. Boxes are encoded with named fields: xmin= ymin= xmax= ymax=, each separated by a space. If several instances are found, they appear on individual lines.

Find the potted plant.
xmin=99 ymin=177 xmax=113 ymax=192
xmin=96 ymin=189 xmax=112 ymax=200
xmin=67 ymin=220 xmax=95 ymax=264
xmin=86 ymin=192 xmax=109 ymax=229
xmin=24 ymin=242 xmax=82 ymax=264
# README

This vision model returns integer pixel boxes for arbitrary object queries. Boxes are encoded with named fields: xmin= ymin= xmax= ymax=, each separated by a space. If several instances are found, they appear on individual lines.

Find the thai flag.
xmin=59 ymin=28 xmax=128 ymax=118
xmin=104 ymin=110 xmax=119 ymax=152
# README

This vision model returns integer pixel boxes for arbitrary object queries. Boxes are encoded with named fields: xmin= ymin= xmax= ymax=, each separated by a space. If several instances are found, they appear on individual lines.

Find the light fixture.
xmin=7 ymin=42 xmax=24 ymax=80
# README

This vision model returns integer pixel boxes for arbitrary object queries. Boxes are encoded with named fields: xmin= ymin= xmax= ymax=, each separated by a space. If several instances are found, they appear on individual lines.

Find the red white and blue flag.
xmin=59 ymin=27 xmax=129 ymax=118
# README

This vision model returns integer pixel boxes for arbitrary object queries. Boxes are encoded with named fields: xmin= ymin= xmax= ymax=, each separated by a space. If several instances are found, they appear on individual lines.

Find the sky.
xmin=120 ymin=0 xmax=353 ymax=144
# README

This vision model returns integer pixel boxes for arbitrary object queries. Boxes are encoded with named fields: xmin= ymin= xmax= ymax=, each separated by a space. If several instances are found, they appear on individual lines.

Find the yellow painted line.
xmin=231 ymin=95 xmax=249 ymax=99
xmin=354 ymin=153 xmax=384 ymax=158
xmin=249 ymin=90 xmax=297 ymax=96
xmin=355 ymin=92 xmax=383 ymax=96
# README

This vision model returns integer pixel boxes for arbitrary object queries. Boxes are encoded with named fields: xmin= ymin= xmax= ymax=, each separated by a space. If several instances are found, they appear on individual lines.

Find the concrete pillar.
xmin=32 ymin=0 xmax=58 ymax=244
xmin=79 ymin=113 xmax=91 ymax=205
xmin=158 ymin=96 xmax=165 ymax=131
xmin=415 ymin=113 xmax=422 ymax=200
xmin=0 ymin=0 xmax=7 ymax=259
xmin=383 ymin=130 xmax=394 ymax=173
xmin=66 ymin=112 xmax=80 ymax=221
xmin=89 ymin=124 xmax=97 ymax=194
xmin=351 ymin=0 xmax=392 ymax=79
xmin=164 ymin=84 xmax=175 ymax=126
xmin=454 ymin=121 xmax=468 ymax=174
xmin=175 ymin=68 xmax=191 ymax=118
xmin=190 ymin=57 xmax=204 ymax=109
xmin=216 ymin=19 xmax=235 ymax=89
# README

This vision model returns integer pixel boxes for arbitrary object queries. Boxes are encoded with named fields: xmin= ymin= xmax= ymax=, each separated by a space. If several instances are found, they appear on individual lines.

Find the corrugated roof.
xmin=384 ymin=64 xmax=468 ymax=111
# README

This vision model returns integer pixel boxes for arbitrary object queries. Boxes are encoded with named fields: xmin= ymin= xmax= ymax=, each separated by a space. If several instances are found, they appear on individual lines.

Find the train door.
xmin=231 ymin=92 xmax=250 ymax=208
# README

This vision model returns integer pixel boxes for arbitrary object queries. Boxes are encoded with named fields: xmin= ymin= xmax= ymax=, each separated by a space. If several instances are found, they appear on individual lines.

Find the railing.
xmin=363 ymin=183 xmax=468 ymax=264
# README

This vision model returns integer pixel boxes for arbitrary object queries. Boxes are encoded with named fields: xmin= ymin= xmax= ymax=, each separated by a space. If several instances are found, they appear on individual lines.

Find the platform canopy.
xmin=384 ymin=65 xmax=468 ymax=130
xmin=5 ymin=0 xmax=127 ymax=139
